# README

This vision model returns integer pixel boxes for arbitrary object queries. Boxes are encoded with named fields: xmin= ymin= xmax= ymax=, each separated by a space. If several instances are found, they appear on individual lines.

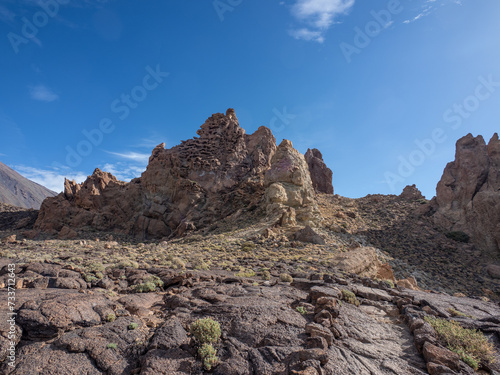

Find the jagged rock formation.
xmin=305 ymin=148 xmax=333 ymax=194
xmin=0 ymin=162 xmax=56 ymax=209
xmin=432 ymin=133 xmax=500 ymax=256
xmin=35 ymin=109 xmax=324 ymax=239
xmin=400 ymin=184 xmax=424 ymax=201
xmin=264 ymin=140 xmax=322 ymax=227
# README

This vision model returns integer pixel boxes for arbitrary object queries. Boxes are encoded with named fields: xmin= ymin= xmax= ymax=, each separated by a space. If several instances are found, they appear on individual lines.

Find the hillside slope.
xmin=0 ymin=162 xmax=57 ymax=209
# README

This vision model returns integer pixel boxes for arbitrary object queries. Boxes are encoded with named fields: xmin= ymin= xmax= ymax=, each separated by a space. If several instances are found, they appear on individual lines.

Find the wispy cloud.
xmin=132 ymin=137 xmax=166 ymax=149
xmin=289 ymin=28 xmax=325 ymax=43
xmin=403 ymin=0 xmax=462 ymax=24
xmin=29 ymin=85 xmax=59 ymax=102
xmin=106 ymin=151 xmax=150 ymax=163
xmin=14 ymin=165 xmax=87 ymax=193
xmin=289 ymin=0 xmax=355 ymax=43
xmin=101 ymin=162 xmax=146 ymax=182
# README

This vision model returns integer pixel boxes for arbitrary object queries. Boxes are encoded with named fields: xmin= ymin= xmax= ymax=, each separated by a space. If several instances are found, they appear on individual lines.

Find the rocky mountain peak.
xmin=35 ymin=109 xmax=327 ymax=239
xmin=433 ymin=133 xmax=500 ymax=256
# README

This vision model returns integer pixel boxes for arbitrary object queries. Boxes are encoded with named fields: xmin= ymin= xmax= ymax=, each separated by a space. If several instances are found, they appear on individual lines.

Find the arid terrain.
xmin=0 ymin=110 xmax=499 ymax=374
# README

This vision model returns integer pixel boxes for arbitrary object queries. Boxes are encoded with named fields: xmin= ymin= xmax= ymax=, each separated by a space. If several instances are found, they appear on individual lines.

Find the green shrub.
xmin=128 ymin=322 xmax=138 ymax=330
xmin=106 ymin=343 xmax=117 ymax=349
xmin=425 ymin=316 xmax=495 ymax=370
xmin=133 ymin=275 xmax=163 ymax=293
xmin=190 ymin=318 xmax=221 ymax=344
xmin=296 ymin=306 xmax=307 ymax=315
xmin=280 ymin=273 xmax=293 ymax=283
xmin=261 ymin=270 xmax=271 ymax=280
xmin=202 ymin=353 xmax=218 ymax=371
xmin=133 ymin=281 xmax=156 ymax=293
xmin=106 ymin=313 xmax=116 ymax=322
xmin=84 ymin=274 xmax=98 ymax=283
xmin=341 ymin=289 xmax=360 ymax=306
xmin=198 ymin=343 xmax=216 ymax=358
xmin=445 ymin=231 xmax=470 ymax=243
xmin=235 ymin=269 xmax=256 ymax=278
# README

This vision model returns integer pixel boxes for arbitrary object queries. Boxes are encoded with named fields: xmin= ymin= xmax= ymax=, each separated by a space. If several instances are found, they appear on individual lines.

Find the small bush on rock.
xmin=425 ymin=316 xmax=495 ymax=370
xmin=280 ymin=273 xmax=293 ymax=283
xmin=190 ymin=318 xmax=221 ymax=344
xmin=198 ymin=343 xmax=218 ymax=370
xmin=296 ymin=306 xmax=307 ymax=315
xmin=106 ymin=313 xmax=116 ymax=322
xmin=341 ymin=289 xmax=360 ymax=306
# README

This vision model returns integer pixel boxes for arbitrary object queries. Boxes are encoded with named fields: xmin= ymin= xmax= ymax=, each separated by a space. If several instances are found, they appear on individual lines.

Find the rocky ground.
xmin=1 ymin=191 xmax=500 ymax=374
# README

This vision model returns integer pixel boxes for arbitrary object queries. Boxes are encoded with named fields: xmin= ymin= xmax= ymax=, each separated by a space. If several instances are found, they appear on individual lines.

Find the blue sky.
xmin=1 ymin=0 xmax=499 ymax=198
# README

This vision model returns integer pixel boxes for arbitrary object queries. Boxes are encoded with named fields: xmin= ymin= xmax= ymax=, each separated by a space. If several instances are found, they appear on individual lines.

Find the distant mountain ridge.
xmin=0 ymin=162 xmax=57 ymax=209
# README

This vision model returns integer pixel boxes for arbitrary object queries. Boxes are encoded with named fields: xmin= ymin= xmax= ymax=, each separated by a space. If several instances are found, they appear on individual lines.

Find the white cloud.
xmin=29 ymin=85 xmax=59 ymax=102
xmin=403 ymin=0 xmax=462 ymax=24
xmin=101 ymin=162 xmax=146 ymax=182
xmin=14 ymin=165 xmax=87 ymax=193
xmin=289 ymin=28 xmax=325 ymax=43
xmin=106 ymin=151 xmax=150 ymax=163
xmin=289 ymin=0 xmax=355 ymax=42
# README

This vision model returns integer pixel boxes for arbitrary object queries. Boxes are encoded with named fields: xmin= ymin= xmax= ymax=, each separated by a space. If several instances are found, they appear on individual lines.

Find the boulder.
xmin=293 ymin=226 xmax=325 ymax=245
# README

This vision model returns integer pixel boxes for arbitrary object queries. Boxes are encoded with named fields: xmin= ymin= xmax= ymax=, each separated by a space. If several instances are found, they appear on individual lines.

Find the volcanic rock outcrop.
xmin=264 ymin=140 xmax=322 ymax=227
xmin=305 ymin=148 xmax=334 ymax=194
xmin=35 ymin=109 xmax=324 ymax=239
xmin=432 ymin=133 xmax=500 ymax=256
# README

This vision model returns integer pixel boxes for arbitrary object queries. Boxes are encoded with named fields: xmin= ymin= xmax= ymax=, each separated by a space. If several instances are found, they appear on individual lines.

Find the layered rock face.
xmin=36 ymin=109 xmax=324 ymax=238
xmin=433 ymin=133 xmax=500 ymax=256
xmin=305 ymin=148 xmax=334 ymax=194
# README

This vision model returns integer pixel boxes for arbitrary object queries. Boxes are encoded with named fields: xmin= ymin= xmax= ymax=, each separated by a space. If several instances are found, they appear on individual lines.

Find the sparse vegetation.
xmin=198 ymin=343 xmax=218 ymax=370
xmin=425 ymin=316 xmax=495 ymax=370
xmin=445 ymin=231 xmax=470 ymax=243
xmin=341 ymin=289 xmax=360 ymax=306
xmin=280 ymin=273 xmax=293 ymax=283
xmin=191 ymin=318 xmax=221 ymax=371
xmin=106 ymin=313 xmax=116 ymax=322
xmin=190 ymin=318 xmax=221 ymax=344
xmin=133 ymin=275 xmax=163 ymax=293
xmin=128 ymin=322 xmax=138 ymax=330
xmin=296 ymin=306 xmax=307 ymax=315
xmin=235 ymin=268 xmax=256 ymax=278
xmin=106 ymin=343 xmax=117 ymax=350
xmin=133 ymin=282 xmax=156 ymax=293
xmin=447 ymin=308 xmax=474 ymax=319
xmin=261 ymin=270 xmax=271 ymax=280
